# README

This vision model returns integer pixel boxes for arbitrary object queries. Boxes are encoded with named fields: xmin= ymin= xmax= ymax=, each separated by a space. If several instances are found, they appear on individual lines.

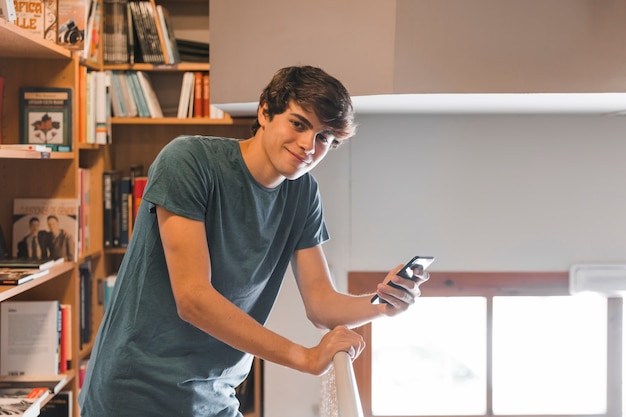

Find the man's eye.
xmin=316 ymin=133 xmax=329 ymax=144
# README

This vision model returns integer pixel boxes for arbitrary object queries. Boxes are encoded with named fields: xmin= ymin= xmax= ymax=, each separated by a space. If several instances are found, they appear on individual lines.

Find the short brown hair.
xmin=251 ymin=66 xmax=356 ymax=140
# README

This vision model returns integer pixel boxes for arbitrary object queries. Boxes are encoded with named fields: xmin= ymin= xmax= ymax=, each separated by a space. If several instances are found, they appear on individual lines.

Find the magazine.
xmin=12 ymin=199 xmax=78 ymax=262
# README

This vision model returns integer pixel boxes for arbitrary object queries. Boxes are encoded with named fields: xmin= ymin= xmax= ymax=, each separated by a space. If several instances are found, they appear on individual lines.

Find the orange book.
xmin=193 ymin=72 xmax=203 ymax=117
xmin=202 ymin=73 xmax=210 ymax=118
xmin=78 ymin=66 xmax=87 ymax=144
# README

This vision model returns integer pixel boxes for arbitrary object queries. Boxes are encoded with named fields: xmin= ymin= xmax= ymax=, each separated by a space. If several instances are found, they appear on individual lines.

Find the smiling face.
xmin=249 ymin=101 xmax=339 ymax=186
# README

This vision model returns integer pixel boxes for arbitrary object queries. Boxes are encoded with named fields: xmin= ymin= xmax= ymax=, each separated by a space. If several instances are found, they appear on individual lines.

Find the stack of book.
xmin=0 ymin=230 xmax=65 ymax=287
xmin=1 ymin=301 xmax=72 ymax=379
xmin=108 ymin=70 xmax=163 ymax=118
xmin=103 ymin=169 xmax=147 ymax=249
xmin=95 ymin=0 xmax=181 ymax=65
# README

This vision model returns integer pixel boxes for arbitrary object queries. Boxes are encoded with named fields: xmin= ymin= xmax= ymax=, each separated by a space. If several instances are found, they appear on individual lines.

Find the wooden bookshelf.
xmin=0 ymin=16 xmax=107 ymax=417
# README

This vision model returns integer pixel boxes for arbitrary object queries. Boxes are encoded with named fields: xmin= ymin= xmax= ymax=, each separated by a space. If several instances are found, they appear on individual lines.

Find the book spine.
xmin=0 ymin=0 xmax=16 ymax=23
xmin=103 ymin=171 xmax=116 ymax=248
xmin=202 ymin=73 xmax=210 ymax=118
xmin=79 ymin=260 xmax=93 ymax=348
xmin=193 ymin=72 xmax=203 ymax=118
xmin=118 ymin=177 xmax=131 ymax=247
xmin=132 ymin=176 xmax=148 ymax=225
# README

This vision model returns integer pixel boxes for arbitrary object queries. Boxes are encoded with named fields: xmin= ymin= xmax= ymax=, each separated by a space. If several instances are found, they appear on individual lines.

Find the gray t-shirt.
xmin=79 ymin=136 xmax=329 ymax=417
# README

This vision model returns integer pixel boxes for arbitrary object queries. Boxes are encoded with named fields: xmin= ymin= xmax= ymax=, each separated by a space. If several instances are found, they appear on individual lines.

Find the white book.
xmin=94 ymin=71 xmax=110 ymax=144
xmin=177 ymin=72 xmax=194 ymax=119
xmin=136 ymin=71 xmax=163 ymax=118
xmin=0 ymin=387 xmax=50 ymax=417
xmin=1 ymin=301 xmax=60 ymax=376
xmin=0 ymin=0 xmax=16 ymax=23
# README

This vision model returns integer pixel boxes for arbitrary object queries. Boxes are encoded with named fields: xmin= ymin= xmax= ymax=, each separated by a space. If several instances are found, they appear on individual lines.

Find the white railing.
xmin=331 ymin=351 xmax=365 ymax=417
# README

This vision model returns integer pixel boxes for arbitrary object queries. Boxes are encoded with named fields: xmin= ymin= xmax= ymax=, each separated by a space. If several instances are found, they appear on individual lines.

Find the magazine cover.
xmin=14 ymin=0 xmax=44 ymax=37
xmin=57 ymin=0 xmax=87 ymax=50
xmin=12 ymin=198 xmax=79 ymax=262
xmin=19 ymin=87 xmax=73 ymax=152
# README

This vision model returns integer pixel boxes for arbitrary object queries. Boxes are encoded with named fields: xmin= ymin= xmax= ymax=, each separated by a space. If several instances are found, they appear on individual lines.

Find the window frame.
xmin=348 ymin=271 xmax=623 ymax=417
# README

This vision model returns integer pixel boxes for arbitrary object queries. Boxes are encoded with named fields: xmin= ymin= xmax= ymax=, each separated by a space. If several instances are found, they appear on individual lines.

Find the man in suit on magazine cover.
xmin=79 ymin=66 xmax=430 ymax=417
xmin=16 ymin=217 xmax=50 ymax=260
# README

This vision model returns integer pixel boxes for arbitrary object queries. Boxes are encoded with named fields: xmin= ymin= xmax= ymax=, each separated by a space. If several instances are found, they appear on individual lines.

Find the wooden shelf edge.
xmin=0 ymin=150 xmax=75 ymax=160
xmin=0 ymin=19 xmax=72 ymax=59
xmin=103 ymin=62 xmax=210 ymax=72
xmin=0 ymin=262 xmax=75 ymax=302
xmin=111 ymin=115 xmax=253 ymax=126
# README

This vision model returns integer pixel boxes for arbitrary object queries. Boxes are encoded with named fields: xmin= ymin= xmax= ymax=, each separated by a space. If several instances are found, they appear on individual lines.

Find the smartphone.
xmin=371 ymin=256 xmax=435 ymax=304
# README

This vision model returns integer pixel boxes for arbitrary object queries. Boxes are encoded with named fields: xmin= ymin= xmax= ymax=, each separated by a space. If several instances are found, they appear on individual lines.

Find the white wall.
xmin=264 ymin=113 xmax=626 ymax=417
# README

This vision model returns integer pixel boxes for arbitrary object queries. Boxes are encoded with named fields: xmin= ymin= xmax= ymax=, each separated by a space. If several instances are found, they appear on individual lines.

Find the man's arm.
xmin=156 ymin=206 xmax=364 ymax=375
xmin=292 ymin=245 xmax=425 ymax=330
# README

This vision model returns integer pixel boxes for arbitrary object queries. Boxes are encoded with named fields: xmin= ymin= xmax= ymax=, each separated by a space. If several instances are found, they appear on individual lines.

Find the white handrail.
xmin=332 ymin=351 xmax=365 ymax=417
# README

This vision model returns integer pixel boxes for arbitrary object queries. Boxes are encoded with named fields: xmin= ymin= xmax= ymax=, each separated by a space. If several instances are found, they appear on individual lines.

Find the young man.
xmin=79 ymin=66 xmax=429 ymax=417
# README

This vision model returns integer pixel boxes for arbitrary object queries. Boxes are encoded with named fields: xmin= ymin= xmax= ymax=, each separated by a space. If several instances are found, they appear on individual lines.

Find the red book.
xmin=193 ymin=72 xmax=203 ymax=117
xmin=133 ymin=176 xmax=148 ymax=224
xmin=59 ymin=304 xmax=72 ymax=373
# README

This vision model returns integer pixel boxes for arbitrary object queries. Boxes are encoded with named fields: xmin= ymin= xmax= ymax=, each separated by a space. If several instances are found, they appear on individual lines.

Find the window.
xmin=349 ymin=272 xmax=622 ymax=417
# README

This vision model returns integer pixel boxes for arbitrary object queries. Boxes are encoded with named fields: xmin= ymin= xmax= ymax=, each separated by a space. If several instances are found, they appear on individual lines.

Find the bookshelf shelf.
xmin=103 ymin=62 xmax=210 ymax=72
xmin=0 ymin=262 xmax=74 ymax=302
xmin=111 ymin=115 xmax=252 ymax=125
xmin=0 ymin=151 xmax=76 ymax=160
xmin=0 ymin=20 xmax=71 ymax=60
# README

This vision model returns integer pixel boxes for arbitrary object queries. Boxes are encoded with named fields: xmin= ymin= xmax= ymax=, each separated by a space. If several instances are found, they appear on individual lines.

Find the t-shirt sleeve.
xmin=294 ymin=176 xmax=330 ymax=250
xmin=142 ymin=136 xmax=211 ymax=222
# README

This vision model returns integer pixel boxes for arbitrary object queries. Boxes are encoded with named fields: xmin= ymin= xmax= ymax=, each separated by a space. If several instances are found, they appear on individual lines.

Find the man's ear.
xmin=257 ymin=102 xmax=269 ymax=127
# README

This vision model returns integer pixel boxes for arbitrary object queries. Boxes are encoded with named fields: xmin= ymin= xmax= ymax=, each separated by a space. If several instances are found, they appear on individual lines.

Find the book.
xmin=176 ymin=72 xmax=194 ymax=119
xmin=126 ymin=71 xmax=150 ymax=118
xmin=0 ymin=258 xmax=63 ymax=270
xmin=0 ymin=148 xmax=52 ymax=159
xmin=14 ymin=0 xmax=44 ymax=36
xmin=193 ymin=72 xmax=203 ymax=118
xmin=128 ymin=0 xmax=165 ymax=64
xmin=59 ymin=305 xmax=72 ymax=373
xmin=0 ymin=268 xmax=49 ymax=285
xmin=12 ymin=198 xmax=79 ymax=262
xmin=19 ymin=87 xmax=72 ymax=152
xmin=94 ymin=71 xmax=111 ymax=144
xmin=0 ymin=144 xmax=53 ymax=151
xmin=0 ymin=375 xmax=67 ymax=394
xmin=156 ymin=4 xmax=180 ymax=64
xmin=0 ymin=387 xmax=50 ymax=417
xmin=176 ymin=38 xmax=209 ymax=63
xmin=0 ymin=0 xmax=16 ymax=24
xmin=136 ymin=71 xmax=163 ymax=118
xmin=78 ymin=167 xmax=91 ymax=255
xmin=118 ymin=176 xmax=132 ymax=247
xmin=40 ymin=390 xmax=72 ymax=417
xmin=132 ymin=175 xmax=148 ymax=224
xmin=103 ymin=273 xmax=117 ymax=311
xmin=43 ymin=0 xmax=56 ymax=42
xmin=103 ymin=0 xmax=129 ymax=64
xmin=78 ymin=259 xmax=93 ymax=347
xmin=57 ymin=0 xmax=87 ymax=50
xmin=1 ymin=300 xmax=61 ymax=376
xmin=103 ymin=170 xmax=121 ymax=248
xmin=82 ymin=0 xmax=101 ymax=61
xmin=202 ymin=73 xmax=210 ymax=118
